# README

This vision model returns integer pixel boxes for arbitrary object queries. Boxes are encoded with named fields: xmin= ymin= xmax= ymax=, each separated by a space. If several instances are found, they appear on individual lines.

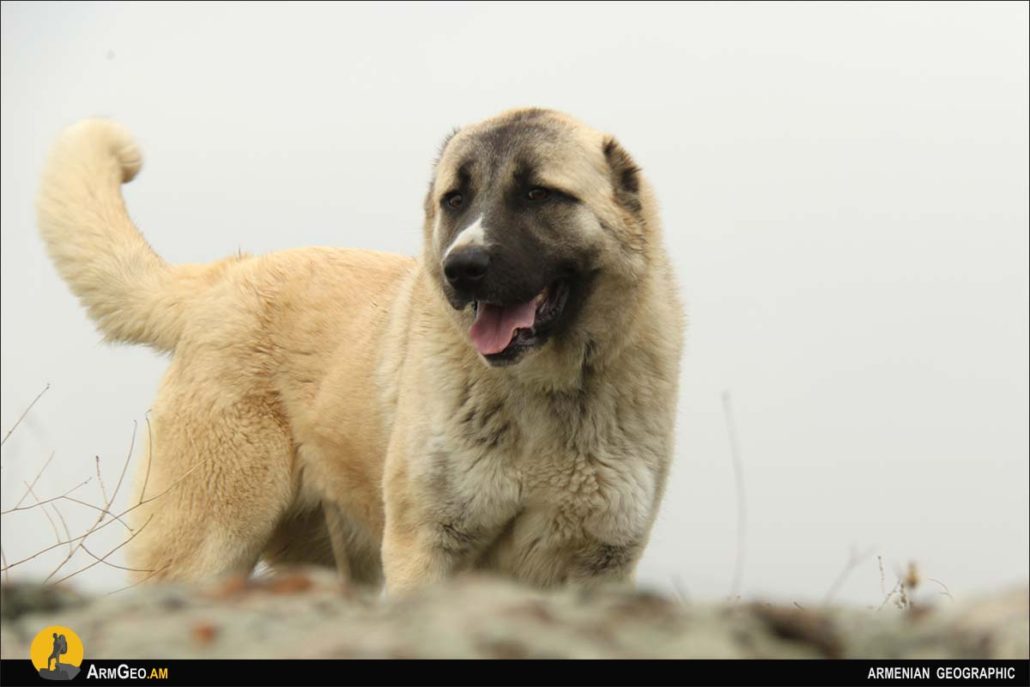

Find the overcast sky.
xmin=2 ymin=2 xmax=1027 ymax=604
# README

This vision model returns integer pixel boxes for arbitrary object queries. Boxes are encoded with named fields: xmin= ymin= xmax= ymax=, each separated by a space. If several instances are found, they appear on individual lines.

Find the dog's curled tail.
xmin=37 ymin=119 xmax=217 ymax=352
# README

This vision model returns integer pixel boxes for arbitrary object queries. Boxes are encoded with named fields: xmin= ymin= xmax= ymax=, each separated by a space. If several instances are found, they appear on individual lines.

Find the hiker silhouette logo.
xmin=29 ymin=626 xmax=83 ymax=681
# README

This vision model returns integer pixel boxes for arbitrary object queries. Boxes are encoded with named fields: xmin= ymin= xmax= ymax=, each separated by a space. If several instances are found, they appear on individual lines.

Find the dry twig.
xmin=824 ymin=546 xmax=875 ymax=604
xmin=721 ymin=391 xmax=747 ymax=601
xmin=2 ymin=478 xmax=93 ymax=516
xmin=1 ymin=384 xmax=50 ymax=448
xmin=44 ymin=422 xmax=137 ymax=582
xmin=2 ymin=452 xmax=210 ymax=574
xmin=12 ymin=452 xmax=57 ymax=509
xmin=50 ymin=515 xmax=155 ymax=586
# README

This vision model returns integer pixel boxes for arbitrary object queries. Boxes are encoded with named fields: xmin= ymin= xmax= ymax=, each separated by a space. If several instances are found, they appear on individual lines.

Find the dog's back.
xmin=37 ymin=121 xmax=415 ymax=582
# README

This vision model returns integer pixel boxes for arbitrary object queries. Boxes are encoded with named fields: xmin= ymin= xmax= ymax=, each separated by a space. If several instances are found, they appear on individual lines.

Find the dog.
xmin=36 ymin=108 xmax=684 ymax=592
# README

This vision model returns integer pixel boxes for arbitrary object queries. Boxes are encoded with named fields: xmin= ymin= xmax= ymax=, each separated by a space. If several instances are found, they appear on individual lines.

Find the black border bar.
xmin=1 ymin=658 xmax=1027 ymax=687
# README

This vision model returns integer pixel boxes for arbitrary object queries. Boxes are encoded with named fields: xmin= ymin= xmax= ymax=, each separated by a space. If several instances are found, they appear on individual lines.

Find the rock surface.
xmin=1 ymin=570 xmax=1027 ymax=659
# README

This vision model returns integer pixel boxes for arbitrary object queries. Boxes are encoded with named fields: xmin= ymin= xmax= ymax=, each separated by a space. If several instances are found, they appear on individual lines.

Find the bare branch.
xmin=105 ymin=564 xmax=170 ymax=596
xmin=928 ymin=577 xmax=954 ymax=602
xmin=28 ymin=482 xmax=77 ymax=559
xmin=45 ymin=422 xmax=137 ymax=583
xmin=2 ymin=478 xmax=92 ymax=515
xmin=12 ymin=451 xmax=57 ymax=509
xmin=24 ymin=482 xmax=65 ymax=552
xmin=58 ymin=496 xmax=133 ymax=532
xmin=824 ymin=545 xmax=876 ymax=604
xmin=95 ymin=456 xmax=110 ymax=509
xmin=878 ymin=578 xmax=903 ymax=611
xmin=671 ymin=575 xmax=688 ymax=604
xmin=139 ymin=414 xmax=154 ymax=504
xmin=80 ymin=543 xmax=155 ymax=574
xmin=49 ymin=501 xmax=75 ymax=556
xmin=721 ymin=391 xmax=747 ymax=600
xmin=878 ymin=554 xmax=886 ymax=596
xmin=51 ymin=515 xmax=154 ymax=586
xmin=1 ymin=384 xmax=50 ymax=448
xmin=2 ymin=453 xmax=209 ymax=574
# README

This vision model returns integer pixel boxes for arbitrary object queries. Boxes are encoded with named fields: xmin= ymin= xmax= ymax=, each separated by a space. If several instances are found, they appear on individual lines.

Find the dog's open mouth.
xmin=469 ymin=280 xmax=569 ymax=364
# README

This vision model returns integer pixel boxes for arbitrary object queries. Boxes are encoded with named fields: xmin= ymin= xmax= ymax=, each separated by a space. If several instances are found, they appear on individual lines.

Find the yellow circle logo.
xmin=29 ymin=626 xmax=83 ymax=681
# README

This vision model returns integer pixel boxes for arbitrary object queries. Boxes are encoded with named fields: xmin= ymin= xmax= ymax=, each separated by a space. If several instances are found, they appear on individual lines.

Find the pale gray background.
xmin=2 ymin=2 xmax=1027 ymax=604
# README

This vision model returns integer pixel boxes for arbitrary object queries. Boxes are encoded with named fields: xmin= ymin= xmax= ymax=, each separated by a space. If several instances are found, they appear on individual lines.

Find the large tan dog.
xmin=37 ymin=109 xmax=684 ymax=592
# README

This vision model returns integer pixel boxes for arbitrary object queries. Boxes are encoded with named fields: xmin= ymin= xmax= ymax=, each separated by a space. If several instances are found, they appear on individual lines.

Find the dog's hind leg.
xmin=261 ymin=502 xmax=383 ymax=589
xmin=323 ymin=502 xmax=352 ymax=582
xmin=262 ymin=507 xmax=336 ymax=571
xmin=125 ymin=373 xmax=295 ymax=583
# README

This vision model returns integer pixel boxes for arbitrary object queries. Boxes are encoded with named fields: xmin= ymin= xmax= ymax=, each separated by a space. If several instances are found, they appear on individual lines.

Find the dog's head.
xmin=423 ymin=108 xmax=660 ymax=380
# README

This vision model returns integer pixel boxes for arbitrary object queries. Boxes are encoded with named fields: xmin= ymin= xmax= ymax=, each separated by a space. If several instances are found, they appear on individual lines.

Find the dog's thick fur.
xmin=36 ymin=109 xmax=684 ymax=592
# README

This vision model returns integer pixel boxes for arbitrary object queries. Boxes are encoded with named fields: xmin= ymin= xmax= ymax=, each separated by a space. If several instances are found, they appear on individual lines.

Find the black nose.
xmin=443 ymin=247 xmax=490 ymax=291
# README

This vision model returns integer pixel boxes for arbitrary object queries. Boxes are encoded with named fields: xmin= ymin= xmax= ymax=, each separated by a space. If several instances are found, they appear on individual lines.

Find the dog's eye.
xmin=527 ymin=187 xmax=550 ymax=202
xmin=444 ymin=192 xmax=464 ymax=210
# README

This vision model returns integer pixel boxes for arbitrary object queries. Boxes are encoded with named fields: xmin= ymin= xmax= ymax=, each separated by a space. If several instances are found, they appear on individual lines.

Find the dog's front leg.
xmin=567 ymin=538 xmax=644 ymax=587
xmin=379 ymin=439 xmax=460 ymax=594
xmin=380 ymin=480 xmax=473 ymax=594
xmin=380 ymin=435 xmax=520 ymax=594
xmin=380 ymin=519 xmax=460 ymax=594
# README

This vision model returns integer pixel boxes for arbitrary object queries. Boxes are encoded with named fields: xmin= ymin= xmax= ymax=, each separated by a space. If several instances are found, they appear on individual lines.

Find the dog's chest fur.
xmin=422 ymin=360 xmax=666 ymax=585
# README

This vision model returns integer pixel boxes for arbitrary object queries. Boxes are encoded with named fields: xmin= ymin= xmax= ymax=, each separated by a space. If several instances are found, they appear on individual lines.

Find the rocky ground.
xmin=1 ymin=569 xmax=1027 ymax=659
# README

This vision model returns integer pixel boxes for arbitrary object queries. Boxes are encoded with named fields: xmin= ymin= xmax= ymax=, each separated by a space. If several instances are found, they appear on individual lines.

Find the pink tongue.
xmin=469 ymin=300 xmax=538 ymax=356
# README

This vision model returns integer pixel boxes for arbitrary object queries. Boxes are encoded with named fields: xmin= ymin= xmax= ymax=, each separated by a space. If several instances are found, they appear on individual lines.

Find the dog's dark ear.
xmin=425 ymin=127 xmax=461 ymax=217
xmin=602 ymin=136 xmax=642 ymax=213
xmin=436 ymin=127 xmax=460 ymax=165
